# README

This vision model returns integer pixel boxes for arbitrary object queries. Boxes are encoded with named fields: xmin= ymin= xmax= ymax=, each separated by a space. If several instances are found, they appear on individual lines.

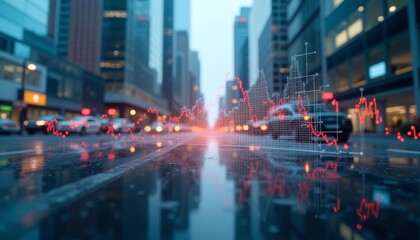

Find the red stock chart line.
xmin=357 ymin=198 xmax=380 ymax=222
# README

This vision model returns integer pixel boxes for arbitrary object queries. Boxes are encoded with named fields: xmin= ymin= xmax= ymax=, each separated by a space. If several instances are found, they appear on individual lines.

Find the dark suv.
xmin=268 ymin=103 xmax=352 ymax=142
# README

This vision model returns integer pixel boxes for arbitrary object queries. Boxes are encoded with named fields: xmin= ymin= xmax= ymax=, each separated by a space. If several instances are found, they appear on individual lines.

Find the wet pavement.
xmin=0 ymin=132 xmax=419 ymax=239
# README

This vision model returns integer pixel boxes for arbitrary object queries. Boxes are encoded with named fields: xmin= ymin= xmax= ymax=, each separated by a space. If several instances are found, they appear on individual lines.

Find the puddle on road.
xmin=13 ymin=139 xmax=419 ymax=240
xmin=0 ymin=142 xmax=160 ymax=202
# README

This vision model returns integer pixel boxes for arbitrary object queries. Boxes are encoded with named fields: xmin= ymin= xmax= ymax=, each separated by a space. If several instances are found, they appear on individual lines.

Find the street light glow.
xmin=27 ymin=63 xmax=37 ymax=71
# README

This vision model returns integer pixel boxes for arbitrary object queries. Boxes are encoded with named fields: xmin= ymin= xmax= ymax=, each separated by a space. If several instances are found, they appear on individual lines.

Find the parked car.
xmin=307 ymin=104 xmax=353 ymax=142
xmin=268 ymin=104 xmax=312 ymax=142
xmin=100 ymin=118 xmax=112 ymax=133
xmin=246 ymin=120 xmax=269 ymax=135
xmin=56 ymin=116 xmax=101 ymax=135
xmin=268 ymin=103 xmax=352 ymax=142
xmin=0 ymin=118 xmax=20 ymax=134
xmin=111 ymin=118 xmax=135 ymax=133
xmin=25 ymin=115 xmax=67 ymax=135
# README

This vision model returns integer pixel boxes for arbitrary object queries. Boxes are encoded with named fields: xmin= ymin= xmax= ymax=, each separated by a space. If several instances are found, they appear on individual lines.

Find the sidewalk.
xmin=349 ymin=132 xmax=420 ymax=148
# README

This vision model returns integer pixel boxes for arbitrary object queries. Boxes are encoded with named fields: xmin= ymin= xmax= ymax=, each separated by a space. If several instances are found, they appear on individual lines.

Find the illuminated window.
xmin=368 ymin=45 xmax=386 ymax=79
xmin=100 ymin=61 xmax=125 ymax=69
xmin=231 ymin=99 xmax=238 ymax=104
xmin=232 ymin=85 xmax=238 ymax=91
xmin=335 ymin=29 xmax=348 ymax=48
xmin=348 ymin=19 xmax=363 ymax=39
xmin=103 ymin=11 xmax=127 ymax=18
xmin=2 ymin=62 xmax=15 ymax=80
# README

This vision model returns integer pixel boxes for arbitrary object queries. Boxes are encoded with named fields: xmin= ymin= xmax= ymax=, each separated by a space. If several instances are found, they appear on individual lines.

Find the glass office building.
xmin=234 ymin=8 xmax=250 ymax=91
xmin=324 ymin=0 xmax=420 ymax=133
xmin=288 ymin=0 xmax=420 ymax=133
xmin=0 ymin=0 xmax=105 ymax=121
xmin=249 ymin=0 xmax=289 ymax=94
xmin=101 ymin=0 xmax=167 ymax=118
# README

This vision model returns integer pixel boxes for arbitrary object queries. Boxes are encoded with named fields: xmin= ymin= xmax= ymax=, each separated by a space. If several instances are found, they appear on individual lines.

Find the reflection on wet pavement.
xmin=0 ymin=142 xmax=159 ymax=202
xmin=5 ymin=134 xmax=416 ymax=240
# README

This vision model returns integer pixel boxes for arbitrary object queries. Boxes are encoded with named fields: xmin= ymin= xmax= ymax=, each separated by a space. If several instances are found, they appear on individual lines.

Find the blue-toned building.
xmin=287 ymin=0 xmax=420 ymax=133
xmin=0 ymin=0 xmax=105 ymax=122
xmin=234 ymin=7 xmax=250 ymax=91
xmin=101 ymin=0 xmax=167 ymax=118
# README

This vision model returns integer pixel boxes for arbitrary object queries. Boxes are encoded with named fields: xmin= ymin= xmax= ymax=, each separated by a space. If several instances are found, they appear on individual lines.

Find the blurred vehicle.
xmin=268 ymin=104 xmax=313 ymax=142
xmin=111 ymin=118 xmax=135 ymax=133
xmin=307 ymin=104 xmax=353 ymax=142
xmin=144 ymin=121 xmax=167 ymax=134
xmin=56 ymin=116 xmax=101 ymax=135
xmin=167 ymin=122 xmax=182 ymax=133
xmin=24 ymin=115 xmax=66 ymax=135
xmin=100 ymin=118 xmax=112 ymax=133
xmin=268 ymin=103 xmax=352 ymax=142
xmin=167 ymin=123 xmax=192 ymax=133
xmin=246 ymin=120 xmax=269 ymax=135
xmin=0 ymin=118 xmax=20 ymax=134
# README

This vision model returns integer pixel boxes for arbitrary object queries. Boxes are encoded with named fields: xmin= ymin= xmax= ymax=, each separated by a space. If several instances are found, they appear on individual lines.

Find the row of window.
xmin=0 ymin=59 xmax=42 ymax=88
xmin=329 ymin=31 xmax=411 ymax=92
xmin=326 ymin=0 xmax=407 ymax=56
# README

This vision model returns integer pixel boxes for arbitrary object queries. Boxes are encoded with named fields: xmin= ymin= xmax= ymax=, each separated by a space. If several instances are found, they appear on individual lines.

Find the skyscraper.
xmin=162 ymin=0 xmax=192 ymax=113
xmin=234 ymin=7 xmax=250 ymax=90
xmin=162 ymin=0 xmax=175 ymax=113
xmin=174 ymin=31 xmax=191 ymax=108
xmin=249 ymin=0 xmax=289 ymax=94
xmin=190 ymin=51 xmax=201 ymax=104
xmin=0 ymin=0 xmax=105 ymax=122
xmin=101 ymin=0 xmax=167 ymax=118
xmin=50 ymin=0 xmax=103 ymax=74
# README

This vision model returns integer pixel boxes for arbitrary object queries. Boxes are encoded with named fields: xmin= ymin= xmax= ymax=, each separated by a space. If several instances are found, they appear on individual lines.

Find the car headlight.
xmin=156 ymin=126 xmax=163 ymax=132
xmin=243 ymin=125 xmax=249 ymax=131
xmin=113 ymin=124 xmax=118 ymax=130
xmin=23 ymin=120 xmax=28 ymax=126
xmin=260 ymin=125 xmax=268 ymax=131
xmin=303 ymin=115 xmax=310 ymax=121
xmin=174 ymin=125 xmax=181 ymax=132
xmin=36 ymin=120 xmax=45 ymax=126
xmin=144 ymin=126 xmax=152 ymax=132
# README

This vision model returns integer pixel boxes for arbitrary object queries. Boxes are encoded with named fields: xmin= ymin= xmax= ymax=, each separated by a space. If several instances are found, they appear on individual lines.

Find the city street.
xmin=0 ymin=132 xmax=419 ymax=239
xmin=1 ymin=0 xmax=420 ymax=239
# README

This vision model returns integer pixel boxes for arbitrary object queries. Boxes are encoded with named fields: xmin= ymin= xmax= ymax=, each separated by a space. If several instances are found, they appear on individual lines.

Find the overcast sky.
xmin=190 ymin=0 xmax=253 ymax=126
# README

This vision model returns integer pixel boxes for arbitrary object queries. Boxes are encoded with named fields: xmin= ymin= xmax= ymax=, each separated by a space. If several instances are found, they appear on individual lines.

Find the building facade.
xmin=324 ymin=0 xmax=420 ymax=133
xmin=49 ymin=0 xmax=103 ymax=75
xmin=0 ymin=0 xmax=105 ymax=122
xmin=234 ymin=8 xmax=250 ymax=90
xmin=249 ymin=0 xmax=289 ymax=95
xmin=288 ymin=0 xmax=420 ymax=133
xmin=189 ymin=50 xmax=201 ymax=105
xmin=101 ymin=0 xmax=168 ymax=119
xmin=162 ymin=0 xmax=175 ymax=113
xmin=174 ymin=31 xmax=191 ymax=108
